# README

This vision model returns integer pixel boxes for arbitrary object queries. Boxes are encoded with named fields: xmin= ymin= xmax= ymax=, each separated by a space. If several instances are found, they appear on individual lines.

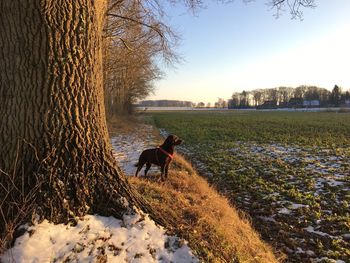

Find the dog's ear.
xmin=174 ymin=138 xmax=182 ymax=145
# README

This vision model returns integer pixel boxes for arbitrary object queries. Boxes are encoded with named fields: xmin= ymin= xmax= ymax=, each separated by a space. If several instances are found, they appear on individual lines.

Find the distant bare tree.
xmin=318 ymin=88 xmax=331 ymax=106
xmin=344 ymin=91 xmax=350 ymax=101
xmin=267 ymin=88 xmax=278 ymax=102
xmin=278 ymin=86 xmax=294 ymax=104
xmin=252 ymin=90 xmax=263 ymax=106
xmin=230 ymin=93 xmax=240 ymax=108
xmin=215 ymin=98 xmax=227 ymax=108
xmin=330 ymin=85 xmax=342 ymax=106
xmin=294 ymin=85 xmax=307 ymax=98
xmin=304 ymin=86 xmax=320 ymax=100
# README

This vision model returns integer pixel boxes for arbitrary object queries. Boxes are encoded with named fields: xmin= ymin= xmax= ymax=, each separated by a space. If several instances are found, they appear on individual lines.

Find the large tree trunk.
xmin=0 ymin=0 xmax=153 ymax=241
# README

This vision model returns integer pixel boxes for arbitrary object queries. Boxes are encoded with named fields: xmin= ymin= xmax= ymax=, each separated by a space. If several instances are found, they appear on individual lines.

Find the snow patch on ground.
xmin=290 ymin=203 xmax=309 ymax=209
xmin=278 ymin=208 xmax=292 ymax=215
xmin=304 ymin=226 xmax=335 ymax=238
xmin=110 ymin=124 xmax=160 ymax=176
xmin=315 ymin=258 xmax=345 ymax=263
xmin=1 ymin=213 xmax=198 ymax=263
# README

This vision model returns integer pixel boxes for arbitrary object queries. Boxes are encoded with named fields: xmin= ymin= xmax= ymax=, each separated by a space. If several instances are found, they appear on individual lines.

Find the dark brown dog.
xmin=135 ymin=135 xmax=182 ymax=181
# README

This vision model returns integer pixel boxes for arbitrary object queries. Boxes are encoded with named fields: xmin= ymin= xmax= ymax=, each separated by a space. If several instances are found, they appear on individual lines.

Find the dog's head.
xmin=163 ymin=134 xmax=183 ymax=147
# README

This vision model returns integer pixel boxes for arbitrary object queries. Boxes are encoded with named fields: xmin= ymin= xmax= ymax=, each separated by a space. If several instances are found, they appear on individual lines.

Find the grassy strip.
xmin=129 ymin=155 xmax=280 ymax=262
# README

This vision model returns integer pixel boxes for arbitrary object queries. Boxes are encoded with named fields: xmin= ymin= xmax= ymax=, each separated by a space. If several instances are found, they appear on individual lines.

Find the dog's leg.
xmin=135 ymin=162 xmax=145 ymax=177
xmin=160 ymin=165 xmax=165 ymax=181
xmin=165 ymin=164 xmax=169 ymax=179
xmin=144 ymin=162 xmax=151 ymax=177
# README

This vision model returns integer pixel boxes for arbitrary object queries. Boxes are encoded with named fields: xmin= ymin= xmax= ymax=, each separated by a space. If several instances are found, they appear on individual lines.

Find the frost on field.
xmin=179 ymin=141 xmax=350 ymax=262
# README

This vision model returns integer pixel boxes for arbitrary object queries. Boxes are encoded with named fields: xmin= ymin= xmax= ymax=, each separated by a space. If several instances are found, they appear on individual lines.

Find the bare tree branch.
xmin=268 ymin=0 xmax=316 ymax=18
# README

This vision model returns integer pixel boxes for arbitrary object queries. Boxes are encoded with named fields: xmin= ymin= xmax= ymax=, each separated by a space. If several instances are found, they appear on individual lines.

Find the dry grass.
xmin=106 ymin=114 xmax=141 ymax=135
xmin=0 ymin=169 xmax=40 ymax=254
xmin=129 ymin=154 xmax=280 ymax=262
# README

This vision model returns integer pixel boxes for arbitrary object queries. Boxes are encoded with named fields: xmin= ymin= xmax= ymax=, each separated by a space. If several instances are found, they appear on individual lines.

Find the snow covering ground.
xmin=1 ymin=213 xmax=198 ymax=263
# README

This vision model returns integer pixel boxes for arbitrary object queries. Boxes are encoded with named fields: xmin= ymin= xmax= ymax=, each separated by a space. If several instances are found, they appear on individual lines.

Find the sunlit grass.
xmin=130 ymin=154 xmax=280 ymax=262
xmin=150 ymin=110 xmax=350 ymax=146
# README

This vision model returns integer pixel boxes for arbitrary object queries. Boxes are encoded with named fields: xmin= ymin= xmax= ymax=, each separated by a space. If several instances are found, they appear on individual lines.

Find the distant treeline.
xmin=139 ymin=100 xmax=194 ymax=107
xmin=228 ymin=85 xmax=350 ymax=109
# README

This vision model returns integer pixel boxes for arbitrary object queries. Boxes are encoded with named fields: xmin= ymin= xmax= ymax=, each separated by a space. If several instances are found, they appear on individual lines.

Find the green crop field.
xmin=147 ymin=110 xmax=350 ymax=262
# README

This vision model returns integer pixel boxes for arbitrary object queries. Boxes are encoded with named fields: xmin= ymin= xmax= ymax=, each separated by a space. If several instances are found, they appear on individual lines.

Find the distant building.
xmin=303 ymin=100 xmax=320 ymax=107
xmin=342 ymin=99 xmax=350 ymax=108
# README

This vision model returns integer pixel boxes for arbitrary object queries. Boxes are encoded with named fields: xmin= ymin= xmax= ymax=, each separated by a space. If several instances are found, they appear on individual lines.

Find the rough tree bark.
xmin=0 ymin=0 xmax=154 ymax=238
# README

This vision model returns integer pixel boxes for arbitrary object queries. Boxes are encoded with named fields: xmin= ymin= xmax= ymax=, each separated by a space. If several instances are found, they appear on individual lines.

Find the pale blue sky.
xmin=148 ymin=1 xmax=350 ymax=104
